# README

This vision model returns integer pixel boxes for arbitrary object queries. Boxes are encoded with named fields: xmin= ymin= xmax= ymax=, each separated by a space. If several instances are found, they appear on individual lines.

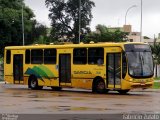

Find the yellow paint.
xmin=72 ymin=79 xmax=92 ymax=89
xmin=65 ymin=83 xmax=72 ymax=86
xmin=50 ymin=79 xmax=59 ymax=87
xmin=23 ymin=77 xmax=28 ymax=85
xmin=108 ymin=85 xmax=114 ymax=88
xmin=60 ymin=83 xmax=66 ymax=86
xmin=121 ymin=79 xmax=154 ymax=90
xmin=115 ymin=85 xmax=121 ymax=88
xmin=5 ymin=76 xmax=14 ymax=84
xmin=4 ymin=42 xmax=154 ymax=92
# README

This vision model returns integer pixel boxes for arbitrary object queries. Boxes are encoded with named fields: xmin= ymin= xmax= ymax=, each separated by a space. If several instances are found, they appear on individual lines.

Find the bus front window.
xmin=125 ymin=44 xmax=154 ymax=78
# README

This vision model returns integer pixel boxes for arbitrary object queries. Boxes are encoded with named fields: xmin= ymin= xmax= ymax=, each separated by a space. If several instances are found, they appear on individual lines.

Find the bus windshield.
xmin=125 ymin=44 xmax=154 ymax=78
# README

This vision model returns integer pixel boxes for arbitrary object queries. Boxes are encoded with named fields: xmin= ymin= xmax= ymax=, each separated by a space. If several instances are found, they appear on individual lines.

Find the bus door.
xmin=59 ymin=54 xmax=71 ymax=85
xmin=13 ymin=54 xmax=23 ymax=84
xmin=107 ymin=53 xmax=121 ymax=89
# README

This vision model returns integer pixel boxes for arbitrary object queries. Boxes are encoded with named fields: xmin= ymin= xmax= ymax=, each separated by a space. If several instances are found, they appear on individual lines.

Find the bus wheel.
xmin=93 ymin=79 xmax=106 ymax=93
xmin=118 ymin=90 xmax=129 ymax=94
xmin=51 ymin=87 xmax=62 ymax=91
xmin=29 ymin=76 xmax=39 ymax=90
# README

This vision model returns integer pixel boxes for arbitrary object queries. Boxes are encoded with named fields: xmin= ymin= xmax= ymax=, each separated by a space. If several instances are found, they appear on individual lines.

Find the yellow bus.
xmin=4 ymin=42 xmax=154 ymax=94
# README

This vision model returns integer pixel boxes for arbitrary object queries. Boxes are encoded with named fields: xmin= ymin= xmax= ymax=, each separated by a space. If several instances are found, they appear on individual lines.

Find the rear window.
xmin=6 ymin=50 xmax=11 ymax=64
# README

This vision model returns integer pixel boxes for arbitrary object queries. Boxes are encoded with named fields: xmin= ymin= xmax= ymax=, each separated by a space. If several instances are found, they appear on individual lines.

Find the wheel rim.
xmin=97 ymin=81 xmax=105 ymax=91
xmin=31 ymin=79 xmax=37 ymax=88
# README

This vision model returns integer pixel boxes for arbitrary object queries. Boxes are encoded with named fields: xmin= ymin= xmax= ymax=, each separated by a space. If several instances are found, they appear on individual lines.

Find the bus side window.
xmin=73 ymin=48 xmax=87 ymax=64
xmin=6 ymin=50 xmax=11 ymax=64
xmin=25 ymin=50 xmax=30 ymax=64
xmin=88 ymin=48 xmax=104 ymax=65
xmin=31 ymin=49 xmax=43 ymax=64
xmin=44 ymin=49 xmax=56 ymax=64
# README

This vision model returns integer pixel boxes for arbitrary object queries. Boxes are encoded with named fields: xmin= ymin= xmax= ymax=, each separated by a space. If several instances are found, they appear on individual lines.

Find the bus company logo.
xmin=74 ymin=71 xmax=92 ymax=74
xmin=25 ymin=65 xmax=55 ymax=80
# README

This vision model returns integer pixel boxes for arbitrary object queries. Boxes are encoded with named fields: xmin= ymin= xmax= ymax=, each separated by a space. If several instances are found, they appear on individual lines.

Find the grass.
xmin=154 ymin=77 xmax=160 ymax=80
xmin=153 ymin=82 xmax=160 ymax=89
xmin=0 ymin=57 xmax=3 ymax=62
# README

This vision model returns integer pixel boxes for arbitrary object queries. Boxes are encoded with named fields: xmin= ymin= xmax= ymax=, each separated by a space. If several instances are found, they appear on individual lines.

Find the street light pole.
xmin=22 ymin=2 xmax=25 ymax=46
xmin=78 ymin=0 xmax=81 ymax=44
xmin=125 ymin=5 xmax=137 ymax=25
xmin=140 ymin=0 xmax=143 ymax=42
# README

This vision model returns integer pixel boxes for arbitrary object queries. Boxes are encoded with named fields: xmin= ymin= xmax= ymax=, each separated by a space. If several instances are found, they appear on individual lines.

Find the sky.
xmin=24 ymin=0 xmax=160 ymax=38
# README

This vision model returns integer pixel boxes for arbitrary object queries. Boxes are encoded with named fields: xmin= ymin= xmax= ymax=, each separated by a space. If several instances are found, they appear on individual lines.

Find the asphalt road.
xmin=0 ymin=83 xmax=160 ymax=120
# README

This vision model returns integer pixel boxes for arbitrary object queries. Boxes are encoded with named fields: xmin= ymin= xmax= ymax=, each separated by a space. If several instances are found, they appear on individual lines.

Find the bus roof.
xmin=5 ymin=42 xmax=147 ymax=50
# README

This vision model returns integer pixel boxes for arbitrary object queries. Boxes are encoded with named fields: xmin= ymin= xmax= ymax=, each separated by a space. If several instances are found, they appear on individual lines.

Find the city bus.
xmin=4 ymin=42 xmax=154 ymax=94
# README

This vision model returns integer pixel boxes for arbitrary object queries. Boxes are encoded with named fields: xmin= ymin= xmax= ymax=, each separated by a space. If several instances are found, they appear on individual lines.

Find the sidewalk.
xmin=131 ymin=89 xmax=160 ymax=92
xmin=155 ymin=80 xmax=160 ymax=82
xmin=0 ymin=81 xmax=5 ymax=84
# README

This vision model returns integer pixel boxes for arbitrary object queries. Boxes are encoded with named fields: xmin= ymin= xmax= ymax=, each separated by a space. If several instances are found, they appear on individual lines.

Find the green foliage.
xmin=153 ymin=82 xmax=160 ymax=89
xmin=150 ymin=43 xmax=160 ymax=77
xmin=150 ymin=43 xmax=160 ymax=64
xmin=154 ymin=77 xmax=160 ymax=80
xmin=30 ymin=22 xmax=49 ymax=44
xmin=0 ymin=0 xmax=35 ymax=55
xmin=84 ymin=24 xmax=128 ymax=43
xmin=144 ymin=36 xmax=150 ymax=39
xmin=45 ymin=0 xmax=95 ymax=43
xmin=0 ymin=57 xmax=3 ymax=62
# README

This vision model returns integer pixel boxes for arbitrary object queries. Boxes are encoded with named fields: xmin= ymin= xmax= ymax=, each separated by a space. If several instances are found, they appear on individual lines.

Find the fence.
xmin=0 ymin=61 xmax=4 ymax=81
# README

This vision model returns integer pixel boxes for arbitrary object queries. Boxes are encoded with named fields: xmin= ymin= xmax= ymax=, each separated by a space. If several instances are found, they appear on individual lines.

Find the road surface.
xmin=0 ymin=83 xmax=160 ymax=119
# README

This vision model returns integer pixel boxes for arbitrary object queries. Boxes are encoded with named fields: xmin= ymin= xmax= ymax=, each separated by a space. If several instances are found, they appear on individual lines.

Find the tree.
xmin=0 ymin=0 xmax=35 ymax=55
xmin=45 ymin=0 xmax=95 ymax=43
xmin=84 ymin=24 xmax=128 ymax=43
xmin=28 ymin=22 xmax=49 ymax=44
xmin=144 ymin=36 xmax=150 ymax=39
xmin=150 ymin=43 xmax=160 ymax=77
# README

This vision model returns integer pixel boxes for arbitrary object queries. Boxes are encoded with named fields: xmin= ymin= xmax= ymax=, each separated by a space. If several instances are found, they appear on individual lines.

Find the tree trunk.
xmin=73 ymin=32 xmax=79 ymax=44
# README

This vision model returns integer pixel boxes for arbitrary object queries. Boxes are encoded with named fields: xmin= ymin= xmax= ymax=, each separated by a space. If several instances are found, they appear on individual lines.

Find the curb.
xmin=154 ymin=80 xmax=160 ymax=82
xmin=0 ymin=81 xmax=5 ymax=84
xmin=131 ymin=89 xmax=160 ymax=92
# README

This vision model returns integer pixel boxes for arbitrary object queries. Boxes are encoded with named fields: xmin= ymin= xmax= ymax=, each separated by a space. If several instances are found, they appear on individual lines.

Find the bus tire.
xmin=28 ymin=75 xmax=39 ymax=90
xmin=92 ymin=78 xmax=106 ymax=93
xmin=51 ymin=87 xmax=62 ymax=91
xmin=118 ymin=90 xmax=129 ymax=94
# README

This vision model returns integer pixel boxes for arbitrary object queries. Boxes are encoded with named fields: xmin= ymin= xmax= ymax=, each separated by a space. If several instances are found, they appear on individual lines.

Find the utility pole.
xmin=140 ymin=0 xmax=143 ymax=42
xmin=78 ymin=0 xmax=81 ymax=44
xmin=22 ymin=2 xmax=25 ymax=45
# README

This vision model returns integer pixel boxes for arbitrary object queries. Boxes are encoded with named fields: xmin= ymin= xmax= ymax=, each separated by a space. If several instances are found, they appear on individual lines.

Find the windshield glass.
xmin=125 ymin=44 xmax=154 ymax=78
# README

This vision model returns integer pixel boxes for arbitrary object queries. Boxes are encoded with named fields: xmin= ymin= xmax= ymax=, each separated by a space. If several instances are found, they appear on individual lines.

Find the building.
xmin=108 ymin=25 xmax=156 ymax=43
xmin=123 ymin=25 xmax=142 ymax=42
xmin=95 ymin=24 xmax=157 ymax=43
xmin=107 ymin=25 xmax=142 ymax=42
